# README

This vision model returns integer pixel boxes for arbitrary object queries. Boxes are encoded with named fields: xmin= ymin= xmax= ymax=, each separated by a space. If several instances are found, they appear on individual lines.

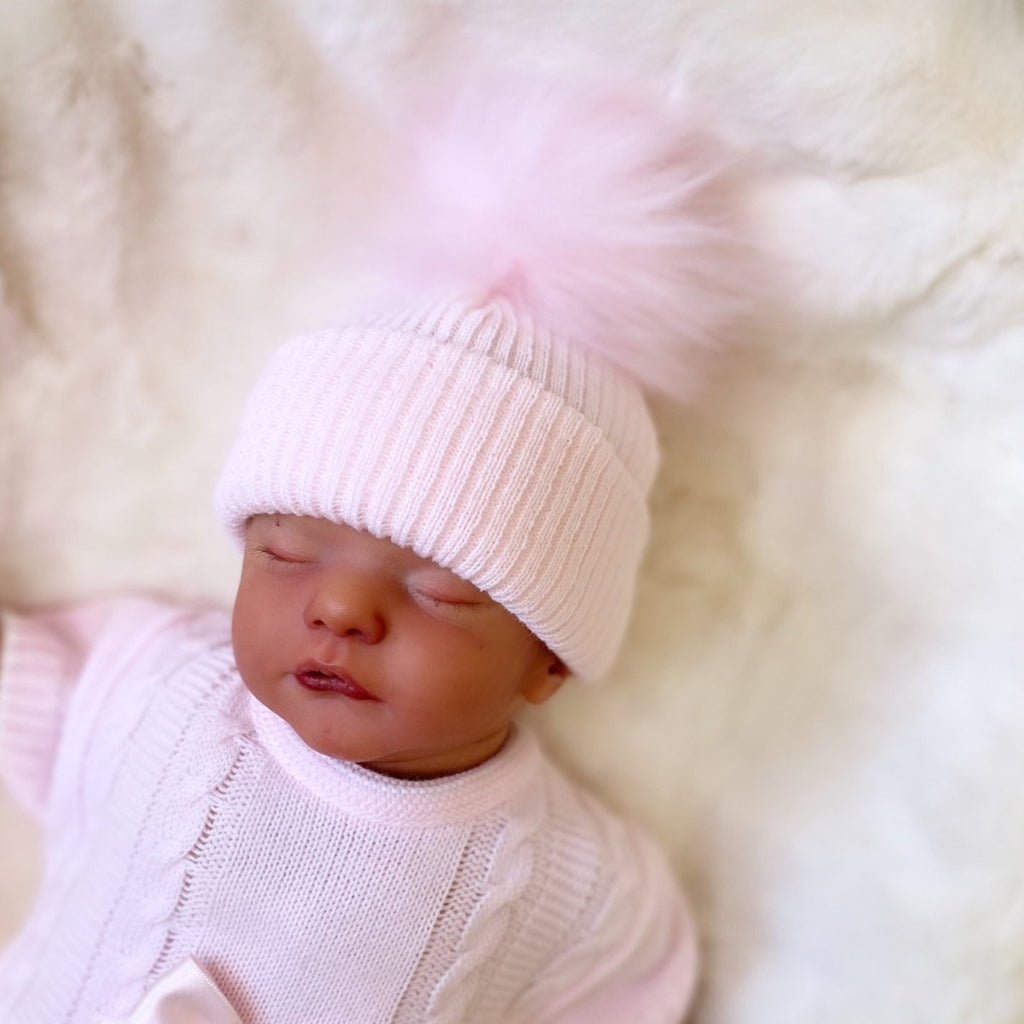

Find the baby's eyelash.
xmin=255 ymin=545 xmax=308 ymax=565
xmin=411 ymin=588 xmax=479 ymax=612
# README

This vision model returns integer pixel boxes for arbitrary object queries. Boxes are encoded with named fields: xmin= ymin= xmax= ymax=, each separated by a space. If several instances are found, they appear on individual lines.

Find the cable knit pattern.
xmin=0 ymin=600 xmax=695 ymax=1024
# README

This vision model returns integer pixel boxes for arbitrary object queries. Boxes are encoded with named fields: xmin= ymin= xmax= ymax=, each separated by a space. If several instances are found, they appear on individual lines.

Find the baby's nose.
xmin=303 ymin=574 xmax=386 ymax=644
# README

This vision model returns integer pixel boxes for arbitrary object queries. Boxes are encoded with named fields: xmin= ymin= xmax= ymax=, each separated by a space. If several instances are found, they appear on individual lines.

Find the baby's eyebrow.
xmin=261 ymin=514 xmax=307 ymax=537
xmin=410 ymin=565 xmax=487 ymax=596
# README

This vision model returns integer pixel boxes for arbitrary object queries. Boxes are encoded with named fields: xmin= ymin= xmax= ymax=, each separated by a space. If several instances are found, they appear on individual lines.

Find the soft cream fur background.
xmin=2 ymin=2 xmax=1023 ymax=1022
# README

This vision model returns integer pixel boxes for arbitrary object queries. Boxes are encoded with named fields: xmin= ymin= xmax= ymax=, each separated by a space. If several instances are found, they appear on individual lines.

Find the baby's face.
xmin=231 ymin=514 xmax=566 ymax=778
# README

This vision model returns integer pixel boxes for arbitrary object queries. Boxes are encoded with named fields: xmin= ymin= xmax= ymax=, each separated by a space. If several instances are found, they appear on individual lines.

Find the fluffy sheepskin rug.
xmin=1 ymin=3 xmax=1022 ymax=1022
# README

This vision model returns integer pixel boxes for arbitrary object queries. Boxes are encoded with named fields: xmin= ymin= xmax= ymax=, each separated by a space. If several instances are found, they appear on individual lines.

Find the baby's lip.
xmin=292 ymin=661 xmax=380 ymax=702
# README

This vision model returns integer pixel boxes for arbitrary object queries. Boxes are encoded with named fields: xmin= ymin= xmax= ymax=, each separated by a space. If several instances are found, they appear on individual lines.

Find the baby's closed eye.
xmin=407 ymin=571 xmax=489 ymax=614
xmin=254 ymin=545 xmax=313 ymax=567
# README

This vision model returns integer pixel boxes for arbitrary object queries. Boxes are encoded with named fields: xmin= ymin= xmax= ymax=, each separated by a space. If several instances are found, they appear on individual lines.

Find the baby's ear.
xmin=523 ymin=656 xmax=570 ymax=706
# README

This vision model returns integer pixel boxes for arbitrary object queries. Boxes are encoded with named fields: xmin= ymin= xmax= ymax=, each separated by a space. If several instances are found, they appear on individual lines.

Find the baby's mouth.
xmin=293 ymin=663 xmax=380 ymax=702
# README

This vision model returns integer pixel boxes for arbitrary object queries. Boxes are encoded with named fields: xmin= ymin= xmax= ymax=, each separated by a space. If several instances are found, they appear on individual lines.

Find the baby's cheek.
xmin=232 ymin=608 xmax=270 ymax=679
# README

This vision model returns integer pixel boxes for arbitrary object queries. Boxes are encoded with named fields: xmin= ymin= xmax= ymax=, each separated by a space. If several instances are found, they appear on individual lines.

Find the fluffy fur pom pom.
xmin=373 ymin=59 xmax=747 ymax=401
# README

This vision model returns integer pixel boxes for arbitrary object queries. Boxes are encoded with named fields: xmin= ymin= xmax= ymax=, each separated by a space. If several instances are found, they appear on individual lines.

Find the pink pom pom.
xmin=373 ymin=59 xmax=748 ymax=401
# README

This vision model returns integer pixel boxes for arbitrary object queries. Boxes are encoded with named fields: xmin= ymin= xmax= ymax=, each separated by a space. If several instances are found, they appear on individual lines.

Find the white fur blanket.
xmin=2 ymin=3 xmax=1022 ymax=1021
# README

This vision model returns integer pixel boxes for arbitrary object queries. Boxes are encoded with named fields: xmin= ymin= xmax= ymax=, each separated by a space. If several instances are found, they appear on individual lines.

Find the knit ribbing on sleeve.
xmin=517 ymin=798 xmax=699 ymax=1024
xmin=0 ymin=600 xmax=176 ymax=821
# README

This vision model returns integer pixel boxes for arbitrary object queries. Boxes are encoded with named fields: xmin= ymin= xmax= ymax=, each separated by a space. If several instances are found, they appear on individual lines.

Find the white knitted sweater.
xmin=0 ymin=599 xmax=696 ymax=1023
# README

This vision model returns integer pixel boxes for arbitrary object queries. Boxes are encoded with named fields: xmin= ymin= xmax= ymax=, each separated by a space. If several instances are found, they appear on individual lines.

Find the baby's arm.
xmin=521 ymin=824 xmax=699 ymax=1024
xmin=0 ymin=599 xmax=161 ymax=820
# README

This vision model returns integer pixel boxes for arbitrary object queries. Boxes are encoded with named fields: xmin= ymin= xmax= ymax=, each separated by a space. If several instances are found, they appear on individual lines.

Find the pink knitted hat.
xmin=216 ymin=63 xmax=742 ymax=680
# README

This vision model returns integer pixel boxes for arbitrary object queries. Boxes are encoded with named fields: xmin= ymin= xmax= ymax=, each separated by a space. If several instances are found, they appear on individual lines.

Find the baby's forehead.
xmin=249 ymin=513 xmax=476 ymax=584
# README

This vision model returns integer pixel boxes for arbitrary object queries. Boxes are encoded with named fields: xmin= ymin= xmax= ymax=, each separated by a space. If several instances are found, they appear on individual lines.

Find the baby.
xmin=0 ymin=61 xmax=740 ymax=1024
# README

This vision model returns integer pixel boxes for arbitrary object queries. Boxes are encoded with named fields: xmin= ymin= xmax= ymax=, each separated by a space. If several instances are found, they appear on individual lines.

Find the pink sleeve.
xmin=527 ymin=829 xmax=699 ymax=1024
xmin=0 ymin=599 xmax=170 ymax=821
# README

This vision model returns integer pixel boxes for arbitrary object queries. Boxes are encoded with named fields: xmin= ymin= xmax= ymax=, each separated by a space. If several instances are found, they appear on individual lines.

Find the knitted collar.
xmin=248 ymin=693 xmax=545 ymax=827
